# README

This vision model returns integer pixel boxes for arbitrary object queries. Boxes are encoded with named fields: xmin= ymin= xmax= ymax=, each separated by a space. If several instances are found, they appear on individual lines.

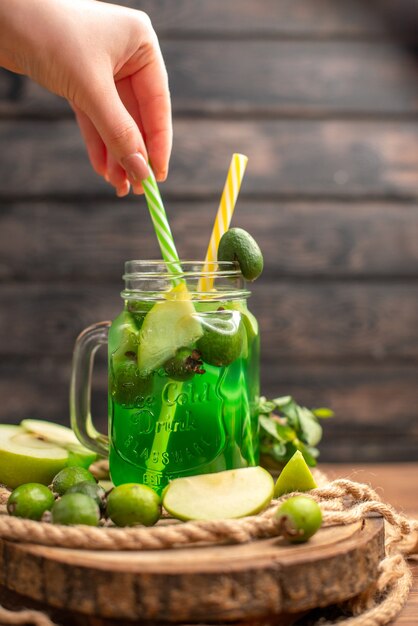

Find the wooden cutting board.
xmin=0 ymin=516 xmax=384 ymax=623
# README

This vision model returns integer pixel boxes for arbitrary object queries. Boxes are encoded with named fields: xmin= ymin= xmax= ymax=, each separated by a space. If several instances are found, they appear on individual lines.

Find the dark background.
xmin=0 ymin=0 xmax=418 ymax=462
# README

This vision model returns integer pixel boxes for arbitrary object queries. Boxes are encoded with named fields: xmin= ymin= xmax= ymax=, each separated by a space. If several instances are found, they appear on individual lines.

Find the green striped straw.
xmin=142 ymin=168 xmax=183 ymax=284
xmin=141 ymin=166 xmax=184 ymax=477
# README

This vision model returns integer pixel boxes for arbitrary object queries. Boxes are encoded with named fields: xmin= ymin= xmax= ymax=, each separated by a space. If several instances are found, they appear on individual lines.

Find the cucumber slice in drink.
xmin=163 ymin=466 xmax=274 ymax=521
xmin=0 ymin=425 xmax=68 ymax=488
xmin=137 ymin=284 xmax=203 ymax=376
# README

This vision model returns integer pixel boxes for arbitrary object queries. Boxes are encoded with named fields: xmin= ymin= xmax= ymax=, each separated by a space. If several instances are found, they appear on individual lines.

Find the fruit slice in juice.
xmin=111 ymin=311 xmax=140 ymax=367
xmin=137 ymin=284 xmax=202 ymax=376
xmin=111 ymin=360 xmax=153 ymax=406
xmin=197 ymin=309 xmax=245 ymax=366
xmin=226 ymin=301 xmax=258 ymax=342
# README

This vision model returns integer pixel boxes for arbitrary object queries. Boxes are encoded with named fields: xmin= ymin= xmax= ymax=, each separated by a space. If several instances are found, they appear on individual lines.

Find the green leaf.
xmin=259 ymin=415 xmax=280 ymax=440
xmin=272 ymin=396 xmax=292 ymax=408
xmin=260 ymin=442 xmax=287 ymax=463
xmin=297 ymin=407 xmax=323 ymax=446
xmin=257 ymin=397 xmax=276 ymax=415
xmin=276 ymin=423 xmax=296 ymax=442
xmin=259 ymin=415 xmax=295 ymax=443
xmin=279 ymin=399 xmax=300 ymax=429
xmin=272 ymin=442 xmax=287 ymax=459
xmin=305 ymin=445 xmax=320 ymax=459
xmin=312 ymin=407 xmax=334 ymax=419
xmin=294 ymin=440 xmax=318 ymax=467
xmin=258 ymin=393 xmax=332 ymax=469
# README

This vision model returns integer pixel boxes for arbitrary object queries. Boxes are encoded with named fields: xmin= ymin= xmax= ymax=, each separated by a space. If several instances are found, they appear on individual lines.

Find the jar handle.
xmin=70 ymin=321 xmax=111 ymax=457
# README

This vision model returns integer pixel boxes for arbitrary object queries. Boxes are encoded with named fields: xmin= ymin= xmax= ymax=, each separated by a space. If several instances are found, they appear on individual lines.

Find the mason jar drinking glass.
xmin=71 ymin=261 xmax=260 ymax=494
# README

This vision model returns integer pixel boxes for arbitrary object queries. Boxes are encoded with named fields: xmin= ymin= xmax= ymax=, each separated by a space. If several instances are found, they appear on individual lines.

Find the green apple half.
xmin=0 ymin=425 xmax=69 ymax=488
xmin=163 ymin=466 xmax=274 ymax=521
xmin=21 ymin=419 xmax=80 ymax=446
xmin=0 ymin=420 xmax=98 ymax=489
xmin=21 ymin=419 xmax=97 ymax=469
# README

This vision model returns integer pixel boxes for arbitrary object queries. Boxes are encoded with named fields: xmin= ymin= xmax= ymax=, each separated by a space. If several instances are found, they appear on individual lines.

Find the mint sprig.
xmin=258 ymin=395 xmax=334 ymax=468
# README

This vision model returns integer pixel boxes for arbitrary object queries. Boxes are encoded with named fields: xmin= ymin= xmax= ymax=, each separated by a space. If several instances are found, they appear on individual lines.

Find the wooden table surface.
xmin=321 ymin=463 xmax=418 ymax=626
xmin=1 ymin=463 xmax=418 ymax=625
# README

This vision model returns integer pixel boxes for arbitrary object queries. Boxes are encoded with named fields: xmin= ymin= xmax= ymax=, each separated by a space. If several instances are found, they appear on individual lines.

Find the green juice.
xmin=108 ymin=299 xmax=259 ymax=494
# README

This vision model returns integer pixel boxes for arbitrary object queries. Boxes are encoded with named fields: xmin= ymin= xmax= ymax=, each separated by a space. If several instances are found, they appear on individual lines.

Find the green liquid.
xmin=108 ymin=301 xmax=260 ymax=494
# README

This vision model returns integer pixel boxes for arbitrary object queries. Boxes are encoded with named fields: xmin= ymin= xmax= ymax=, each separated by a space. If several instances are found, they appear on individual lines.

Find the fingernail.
xmin=132 ymin=181 xmax=145 ymax=195
xmin=121 ymin=153 xmax=149 ymax=183
xmin=156 ymin=169 xmax=168 ymax=182
xmin=116 ymin=180 xmax=130 ymax=198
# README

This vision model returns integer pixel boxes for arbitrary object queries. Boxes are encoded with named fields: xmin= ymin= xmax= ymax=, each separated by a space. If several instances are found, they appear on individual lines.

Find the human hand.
xmin=0 ymin=0 xmax=172 ymax=195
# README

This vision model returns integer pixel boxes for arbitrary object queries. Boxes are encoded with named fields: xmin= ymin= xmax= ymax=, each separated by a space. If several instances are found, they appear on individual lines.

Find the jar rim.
xmin=122 ymin=260 xmax=250 ymax=301
xmin=123 ymin=260 xmax=242 ymax=279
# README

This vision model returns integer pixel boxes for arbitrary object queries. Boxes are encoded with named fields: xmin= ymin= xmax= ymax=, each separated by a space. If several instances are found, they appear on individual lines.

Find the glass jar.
xmin=71 ymin=261 xmax=260 ymax=494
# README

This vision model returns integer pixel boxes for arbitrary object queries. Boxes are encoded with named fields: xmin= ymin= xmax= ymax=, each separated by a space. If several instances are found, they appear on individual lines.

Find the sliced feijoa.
xmin=164 ymin=348 xmax=205 ymax=381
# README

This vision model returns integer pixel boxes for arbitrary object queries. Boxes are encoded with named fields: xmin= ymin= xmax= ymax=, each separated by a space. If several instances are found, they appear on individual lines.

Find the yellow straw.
xmin=199 ymin=153 xmax=248 ymax=292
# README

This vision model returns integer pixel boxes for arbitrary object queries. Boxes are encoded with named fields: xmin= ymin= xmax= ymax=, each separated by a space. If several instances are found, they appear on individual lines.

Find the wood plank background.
xmin=1 ymin=0 xmax=418 ymax=461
